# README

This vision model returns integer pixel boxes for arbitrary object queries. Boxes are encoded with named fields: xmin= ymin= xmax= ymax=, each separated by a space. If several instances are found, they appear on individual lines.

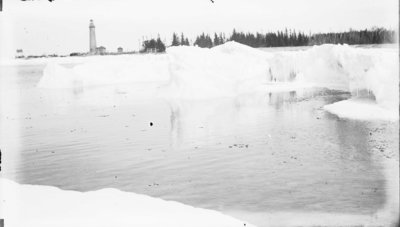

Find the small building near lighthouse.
xmin=96 ymin=46 xmax=107 ymax=55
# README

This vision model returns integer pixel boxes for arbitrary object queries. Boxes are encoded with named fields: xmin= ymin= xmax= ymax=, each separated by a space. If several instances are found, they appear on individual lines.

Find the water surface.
xmin=1 ymin=64 xmax=398 ymax=226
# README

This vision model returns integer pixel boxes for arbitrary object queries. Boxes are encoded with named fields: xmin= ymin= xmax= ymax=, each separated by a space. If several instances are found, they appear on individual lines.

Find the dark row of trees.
xmin=171 ymin=33 xmax=190 ymax=46
xmin=309 ymin=28 xmax=396 ymax=45
xmin=142 ymin=28 xmax=396 ymax=52
xmin=178 ymin=27 xmax=397 ymax=48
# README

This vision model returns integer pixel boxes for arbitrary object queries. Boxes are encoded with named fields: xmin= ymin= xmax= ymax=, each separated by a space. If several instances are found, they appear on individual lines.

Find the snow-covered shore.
xmin=0 ymin=178 xmax=255 ymax=227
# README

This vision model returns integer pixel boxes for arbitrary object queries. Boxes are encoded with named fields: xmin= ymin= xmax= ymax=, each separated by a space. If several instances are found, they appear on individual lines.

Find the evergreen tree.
xmin=156 ymin=36 xmax=166 ymax=52
xmin=214 ymin=33 xmax=220 ymax=46
xmin=171 ymin=33 xmax=180 ymax=46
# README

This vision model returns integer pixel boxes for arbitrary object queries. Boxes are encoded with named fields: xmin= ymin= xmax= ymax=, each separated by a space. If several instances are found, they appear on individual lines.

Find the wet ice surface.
xmin=1 ymin=64 xmax=398 ymax=226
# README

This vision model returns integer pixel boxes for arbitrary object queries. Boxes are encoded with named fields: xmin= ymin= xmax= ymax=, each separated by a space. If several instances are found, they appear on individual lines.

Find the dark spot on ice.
xmin=150 ymin=122 xmax=153 ymax=126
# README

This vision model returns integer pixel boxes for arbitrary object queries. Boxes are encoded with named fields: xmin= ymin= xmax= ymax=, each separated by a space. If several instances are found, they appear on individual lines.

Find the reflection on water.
xmin=1 ymin=65 xmax=399 ymax=225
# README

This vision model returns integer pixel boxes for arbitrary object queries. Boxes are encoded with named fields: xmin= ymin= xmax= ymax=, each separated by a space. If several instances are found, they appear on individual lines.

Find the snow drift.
xmin=0 ymin=178 xmax=254 ymax=227
xmin=37 ymin=42 xmax=398 ymax=118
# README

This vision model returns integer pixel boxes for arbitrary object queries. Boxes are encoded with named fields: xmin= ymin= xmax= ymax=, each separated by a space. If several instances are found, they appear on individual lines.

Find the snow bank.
xmin=0 ymin=178 xmax=255 ymax=227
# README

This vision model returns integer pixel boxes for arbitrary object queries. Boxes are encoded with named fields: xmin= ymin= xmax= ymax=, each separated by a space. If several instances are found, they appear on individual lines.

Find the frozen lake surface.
xmin=0 ymin=45 xmax=399 ymax=226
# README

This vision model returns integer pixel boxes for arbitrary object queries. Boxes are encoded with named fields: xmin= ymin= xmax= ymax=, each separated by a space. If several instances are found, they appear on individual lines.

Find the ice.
xmin=323 ymin=99 xmax=399 ymax=121
xmin=38 ymin=55 xmax=170 ymax=88
xmin=37 ymin=42 xmax=398 ymax=119
xmin=37 ymin=61 xmax=81 ymax=89
xmin=267 ymin=44 xmax=399 ymax=111
xmin=167 ymin=42 xmax=398 ymax=108
xmin=166 ymin=42 xmax=398 ymax=119
xmin=166 ymin=42 xmax=270 ymax=99
xmin=0 ymin=178 xmax=255 ymax=227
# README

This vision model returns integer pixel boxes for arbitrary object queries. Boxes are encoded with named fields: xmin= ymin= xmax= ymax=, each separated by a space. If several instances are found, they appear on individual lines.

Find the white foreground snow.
xmin=35 ymin=42 xmax=399 ymax=120
xmin=0 ymin=178 xmax=255 ymax=227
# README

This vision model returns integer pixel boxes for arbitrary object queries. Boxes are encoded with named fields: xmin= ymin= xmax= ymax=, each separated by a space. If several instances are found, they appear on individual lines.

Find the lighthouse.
xmin=89 ymin=19 xmax=97 ymax=54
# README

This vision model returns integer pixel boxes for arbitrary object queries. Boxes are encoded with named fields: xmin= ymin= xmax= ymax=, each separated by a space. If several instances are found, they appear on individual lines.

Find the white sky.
xmin=0 ymin=0 xmax=398 ymax=56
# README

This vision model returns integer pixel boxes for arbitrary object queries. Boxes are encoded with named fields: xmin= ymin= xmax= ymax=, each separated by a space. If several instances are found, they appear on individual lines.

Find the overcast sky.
xmin=0 ymin=0 xmax=398 ymax=56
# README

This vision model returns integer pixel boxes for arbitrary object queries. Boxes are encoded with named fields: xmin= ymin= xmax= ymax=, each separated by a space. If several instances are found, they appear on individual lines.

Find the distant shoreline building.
xmin=89 ymin=19 xmax=97 ymax=54
xmin=16 ymin=49 xmax=24 ymax=58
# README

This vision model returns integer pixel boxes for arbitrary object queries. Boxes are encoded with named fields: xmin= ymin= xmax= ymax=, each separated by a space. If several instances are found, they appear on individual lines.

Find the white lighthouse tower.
xmin=89 ymin=19 xmax=97 ymax=54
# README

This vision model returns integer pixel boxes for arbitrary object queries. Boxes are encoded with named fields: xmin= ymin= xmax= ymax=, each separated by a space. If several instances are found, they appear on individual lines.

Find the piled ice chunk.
xmin=38 ymin=42 xmax=398 ymax=114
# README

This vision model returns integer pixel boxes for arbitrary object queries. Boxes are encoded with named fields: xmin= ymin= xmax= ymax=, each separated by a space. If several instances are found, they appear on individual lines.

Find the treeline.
xmin=171 ymin=27 xmax=396 ymax=48
xmin=309 ymin=28 xmax=396 ymax=45
xmin=171 ymin=33 xmax=190 ymax=46
xmin=141 ymin=27 xmax=396 ymax=53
